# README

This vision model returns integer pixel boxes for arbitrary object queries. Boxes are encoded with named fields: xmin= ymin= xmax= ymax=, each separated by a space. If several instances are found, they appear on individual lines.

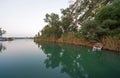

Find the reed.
xmin=34 ymin=36 xmax=120 ymax=52
xmin=102 ymin=36 xmax=120 ymax=52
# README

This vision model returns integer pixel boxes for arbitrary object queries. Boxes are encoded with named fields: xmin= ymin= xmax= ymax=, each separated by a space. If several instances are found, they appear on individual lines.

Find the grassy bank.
xmin=102 ymin=36 xmax=120 ymax=52
xmin=34 ymin=36 xmax=120 ymax=52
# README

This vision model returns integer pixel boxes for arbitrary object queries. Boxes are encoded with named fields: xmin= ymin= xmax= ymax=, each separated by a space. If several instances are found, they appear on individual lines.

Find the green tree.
xmin=41 ymin=13 xmax=62 ymax=38
xmin=60 ymin=0 xmax=113 ymax=37
xmin=69 ymin=0 xmax=112 ymax=26
xmin=61 ymin=8 xmax=77 ymax=33
xmin=95 ymin=0 xmax=120 ymax=38
xmin=80 ymin=20 xmax=105 ymax=40
xmin=37 ymin=0 xmax=113 ymax=39
xmin=80 ymin=0 xmax=120 ymax=40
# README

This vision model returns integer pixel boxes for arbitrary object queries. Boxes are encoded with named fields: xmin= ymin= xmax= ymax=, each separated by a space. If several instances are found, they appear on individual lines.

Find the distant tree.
xmin=0 ymin=28 xmax=6 ymax=38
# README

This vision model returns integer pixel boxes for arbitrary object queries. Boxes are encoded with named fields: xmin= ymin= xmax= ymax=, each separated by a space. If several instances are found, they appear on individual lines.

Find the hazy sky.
xmin=0 ymin=0 xmax=70 ymax=37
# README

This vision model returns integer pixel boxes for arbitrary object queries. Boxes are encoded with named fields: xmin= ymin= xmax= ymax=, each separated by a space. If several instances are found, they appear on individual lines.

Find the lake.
xmin=0 ymin=39 xmax=120 ymax=78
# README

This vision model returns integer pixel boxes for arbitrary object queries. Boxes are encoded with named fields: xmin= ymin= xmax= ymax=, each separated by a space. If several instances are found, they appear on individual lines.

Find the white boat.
xmin=92 ymin=43 xmax=103 ymax=51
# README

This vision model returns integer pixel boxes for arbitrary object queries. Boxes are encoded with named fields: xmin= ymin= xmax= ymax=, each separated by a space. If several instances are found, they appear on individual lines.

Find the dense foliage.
xmin=36 ymin=0 xmax=120 ymax=41
xmin=81 ymin=0 xmax=120 ymax=40
xmin=40 ymin=13 xmax=62 ymax=38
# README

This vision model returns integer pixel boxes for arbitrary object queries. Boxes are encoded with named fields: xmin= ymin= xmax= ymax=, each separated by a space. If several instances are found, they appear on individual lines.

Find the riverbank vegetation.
xmin=34 ymin=0 xmax=120 ymax=52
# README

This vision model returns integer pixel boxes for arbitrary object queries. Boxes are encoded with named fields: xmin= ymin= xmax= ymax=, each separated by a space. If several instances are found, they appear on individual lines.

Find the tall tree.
xmin=95 ymin=0 xmax=120 ymax=38
xmin=42 ymin=13 xmax=62 ymax=38
xmin=61 ymin=8 xmax=75 ymax=33
xmin=80 ymin=0 xmax=120 ymax=40
xmin=68 ymin=0 xmax=113 ymax=29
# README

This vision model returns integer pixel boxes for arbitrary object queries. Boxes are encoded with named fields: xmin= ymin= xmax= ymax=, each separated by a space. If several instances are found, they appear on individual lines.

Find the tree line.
xmin=36 ymin=0 xmax=120 ymax=41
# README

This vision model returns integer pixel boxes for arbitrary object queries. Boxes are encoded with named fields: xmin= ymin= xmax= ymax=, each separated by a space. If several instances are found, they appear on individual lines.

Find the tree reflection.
xmin=35 ymin=41 xmax=120 ymax=78
xmin=36 ymin=42 xmax=88 ymax=78
xmin=0 ymin=42 xmax=6 ymax=52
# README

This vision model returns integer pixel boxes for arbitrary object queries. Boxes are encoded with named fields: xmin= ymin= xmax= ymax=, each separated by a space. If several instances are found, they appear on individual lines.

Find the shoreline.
xmin=34 ymin=37 xmax=120 ymax=52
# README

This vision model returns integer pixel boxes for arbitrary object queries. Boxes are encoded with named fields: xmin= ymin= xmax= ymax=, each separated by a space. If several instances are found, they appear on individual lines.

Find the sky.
xmin=0 ymin=0 xmax=71 ymax=37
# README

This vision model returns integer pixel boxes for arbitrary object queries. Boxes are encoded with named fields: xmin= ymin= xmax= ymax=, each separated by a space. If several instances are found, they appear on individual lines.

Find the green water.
xmin=0 ymin=40 xmax=120 ymax=78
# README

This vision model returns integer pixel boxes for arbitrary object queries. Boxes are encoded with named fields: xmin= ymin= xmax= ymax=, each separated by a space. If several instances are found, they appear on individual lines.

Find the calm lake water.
xmin=0 ymin=39 xmax=120 ymax=78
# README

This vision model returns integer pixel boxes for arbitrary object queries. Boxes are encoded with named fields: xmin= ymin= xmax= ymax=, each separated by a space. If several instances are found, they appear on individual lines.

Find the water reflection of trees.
xmin=35 ymin=42 xmax=120 ymax=78
xmin=0 ymin=42 xmax=6 ymax=52
xmin=37 ymin=42 xmax=88 ymax=78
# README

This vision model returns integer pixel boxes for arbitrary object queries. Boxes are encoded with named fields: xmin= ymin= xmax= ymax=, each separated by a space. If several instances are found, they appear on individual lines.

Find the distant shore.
xmin=0 ymin=38 xmax=13 ymax=41
xmin=0 ymin=37 xmax=33 ymax=41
